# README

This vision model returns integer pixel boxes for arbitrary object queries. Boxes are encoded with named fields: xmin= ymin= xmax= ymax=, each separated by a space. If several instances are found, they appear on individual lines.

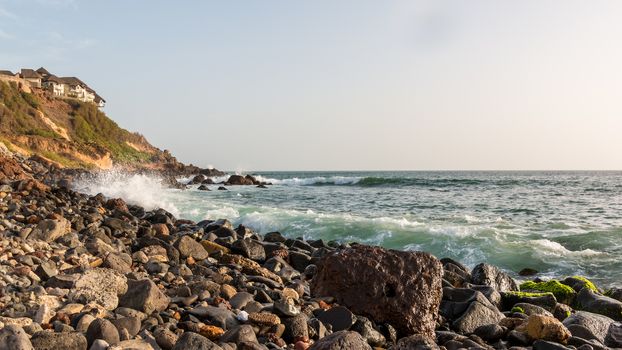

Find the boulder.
xmin=0 ymin=325 xmax=33 ymax=350
xmin=175 ymin=235 xmax=209 ymax=260
xmin=576 ymin=288 xmax=622 ymax=321
xmin=605 ymin=322 xmax=622 ymax=348
xmin=563 ymin=311 xmax=615 ymax=343
xmin=226 ymin=175 xmax=254 ymax=185
xmin=311 ymin=245 xmax=443 ymax=338
xmin=308 ymin=331 xmax=371 ymax=350
xmin=471 ymin=263 xmax=518 ymax=292
xmin=28 ymin=218 xmax=71 ymax=242
xmin=316 ymin=306 xmax=356 ymax=332
xmin=522 ymin=314 xmax=571 ymax=344
xmin=70 ymin=268 xmax=128 ymax=310
xmin=86 ymin=319 xmax=120 ymax=347
xmin=171 ymin=332 xmax=223 ymax=350
xmin=118 ymin=279 xmax=170 ymax=314
xmin=30 ymin=331 xmax=88 ymax=350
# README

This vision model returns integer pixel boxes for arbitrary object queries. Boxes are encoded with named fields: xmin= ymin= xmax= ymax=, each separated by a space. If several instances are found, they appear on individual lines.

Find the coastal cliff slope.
xmin=0 ymin=81 xmax=208 ymax=174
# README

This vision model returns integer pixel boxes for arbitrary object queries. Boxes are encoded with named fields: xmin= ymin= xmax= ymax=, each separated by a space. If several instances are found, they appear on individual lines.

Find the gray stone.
xmin=351 ymin=316 xmax=385 ymax=347
xmin=273 ymin=298 xmax=300 ymax=317
xmin=71 ymin=268 xmax=128 ymax=311
xmin=188 ymin=306 xmax=238 ymax=330
xmin=471 ymin=263 xmax=518 ymax=292
xmin=605 ymin=322 xmax=622 ymax=348
xmin=308 ymin=330 xmax=372 ymax=350
xmin=229 ymin=292 xmax=255 ymax=310
xmin=452 ymin=297 xmax=505 ymax=334
xmin=171 ymin=332 xmax=223 ymax=350
xmin=86 ymin=318 xmax=120 ymax=347
xmin=317 ymin=306 xmax=356 ymax=332
xmin=219 ymin=324 xmax=258 ymax=345
xmin=576 ymin=288 xmax=622 ymax=321
xmin=118 ymin=279 xmax=170 ymax=314
xmin=231 ymin=238 xmax=265 ymax=261
xmin=282 ymin=313 xmax=309 ymax=343
xmin=0 ymin=325 xmax=33 ymax=350
xmin=30 ymin=331 xmax=87 ymax=350
xmin=175 ymin=235 xmax=209 ymax=260
xmin=28 ymin=218 xmax=71 ymax=242
xmin=111 ymin=317 xmax=141 ymax=338
xmin=563 ymin=311 xmax=615 ymax=343
xmin=473 ymin=324 xmax=507 ymax=342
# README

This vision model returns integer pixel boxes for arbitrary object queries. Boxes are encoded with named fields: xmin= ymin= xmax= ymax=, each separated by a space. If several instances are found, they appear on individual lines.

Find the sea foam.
xmin=73 ymin=169 xmax=181 ymax=217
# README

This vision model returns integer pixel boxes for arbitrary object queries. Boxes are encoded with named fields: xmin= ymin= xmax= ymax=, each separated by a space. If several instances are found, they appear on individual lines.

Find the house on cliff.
xmin=1 ymin=66 xmax=106 ymax=108
xmin=19 ymin=69 xmax=42 ymax=88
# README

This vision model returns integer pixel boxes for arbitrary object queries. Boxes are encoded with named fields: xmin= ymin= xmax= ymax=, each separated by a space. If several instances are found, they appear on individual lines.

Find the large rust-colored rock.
xmin=311 ymin=245 xmax=443 ymax=338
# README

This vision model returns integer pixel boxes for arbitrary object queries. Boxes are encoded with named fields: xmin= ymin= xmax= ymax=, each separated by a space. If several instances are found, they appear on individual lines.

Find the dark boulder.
xmin=576 ymin=288 xmax=622 ymax=321
xmin=563 ymin=311 xmax=615 ymax=343
xmin=226 ymin=175 xmax=254 ymax=185
xmin=171 ymin=332 xmax=223 ymax=350
xmin=311 ymin=245 xmax=443 ymax=338
xmin=471 ymin=263 xmax=518 ymax=292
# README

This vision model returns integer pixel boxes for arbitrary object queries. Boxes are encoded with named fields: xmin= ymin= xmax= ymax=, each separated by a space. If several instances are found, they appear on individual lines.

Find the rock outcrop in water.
xmin=1 ymin=149 xmax=621 ymax=349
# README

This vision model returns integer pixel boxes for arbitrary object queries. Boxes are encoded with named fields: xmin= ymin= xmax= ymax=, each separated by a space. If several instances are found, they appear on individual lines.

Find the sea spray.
xmin=72 ymin=169 xmax=182 ymax=216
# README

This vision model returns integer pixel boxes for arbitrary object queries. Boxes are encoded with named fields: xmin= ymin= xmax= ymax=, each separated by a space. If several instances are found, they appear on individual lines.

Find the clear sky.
xmin=1 ymin=0 xmax=621 ymax=171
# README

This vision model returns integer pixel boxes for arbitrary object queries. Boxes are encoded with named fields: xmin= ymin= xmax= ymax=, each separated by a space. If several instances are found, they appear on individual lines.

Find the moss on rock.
xmin=520 ymin=280 xmax=576 ymax=304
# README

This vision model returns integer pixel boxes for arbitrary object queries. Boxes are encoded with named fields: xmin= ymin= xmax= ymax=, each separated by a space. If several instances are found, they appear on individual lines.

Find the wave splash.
xmin=72 ymin=169 xmax=181 ymax=216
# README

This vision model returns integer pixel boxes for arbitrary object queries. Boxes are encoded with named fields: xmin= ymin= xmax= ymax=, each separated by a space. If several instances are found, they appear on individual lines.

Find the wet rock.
xmin=514 ymin=303 xmax=554 ymax=317
xmin=519 ymin=268 xmax=539 ymax=276
xmin=316 ymin=306 xmax=356 ymax=332
xmin=471 ymin=263 xmax=518 ymax=292
xmin=311 ymin=245 xmax=442 ymax=338
xmin=86 ymin=318 xmax=120 ymax=347
xmin=576 ymin=288 xmax=622 ymax=321
xmin=171 ymin=332 xmax=223 ymax=350
xmin=0 ymin=325 xmax=33 ymax=350
xmin=501 ymin=292 xmax=557 ymax=311
xmin=563 ymin=311 xmax=615 ymax=343
xmin=308 ymin=331 xmax=371 ymax=350
xmin=605 ymin=322 xmax=622 ymax=348
xmin=30 ymin=331 xmax=87 ymax=350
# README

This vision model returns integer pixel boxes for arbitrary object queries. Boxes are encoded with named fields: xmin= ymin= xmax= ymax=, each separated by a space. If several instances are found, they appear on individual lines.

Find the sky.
xmin=1 ymin=0 xmax=622 ymax=171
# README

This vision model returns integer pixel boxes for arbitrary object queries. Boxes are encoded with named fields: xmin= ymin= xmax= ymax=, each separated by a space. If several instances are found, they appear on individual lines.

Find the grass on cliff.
xmin=1 ymin=81 xmax=154 ymax=164
xmin=69 ymin=101 xmax=152 ymax=163
xmin=0 ymin=82 xmax=58 ymax=138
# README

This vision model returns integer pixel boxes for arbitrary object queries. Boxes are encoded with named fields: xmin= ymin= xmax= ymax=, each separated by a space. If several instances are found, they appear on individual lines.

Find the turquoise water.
xmin=80 ymin=171 xmax=622 ymax=288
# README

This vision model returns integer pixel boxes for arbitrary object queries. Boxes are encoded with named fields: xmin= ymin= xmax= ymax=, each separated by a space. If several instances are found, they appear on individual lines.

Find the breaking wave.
xmin=72 ymin=169 xmax=181 ymax=216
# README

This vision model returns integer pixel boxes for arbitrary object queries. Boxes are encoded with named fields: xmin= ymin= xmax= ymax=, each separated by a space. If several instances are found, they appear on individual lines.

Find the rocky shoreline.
xmin=1 ymin=150 xmax=622 ymax=350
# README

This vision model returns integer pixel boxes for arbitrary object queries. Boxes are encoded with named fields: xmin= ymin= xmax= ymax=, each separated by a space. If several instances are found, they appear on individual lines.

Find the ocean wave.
xmin=531 ymin=239 xmax=605 ymax=258
xmin=73 ymin=169 xmax=181 ymax=216
xmin=253 ymin=175 xmax=362 ymax=186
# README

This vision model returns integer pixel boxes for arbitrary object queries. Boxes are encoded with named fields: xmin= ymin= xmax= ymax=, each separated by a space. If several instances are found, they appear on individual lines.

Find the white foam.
xmin=73 ymin=169 xmax=180 ymax=217
xmin=252 ymin=175 xmax=362 ymax=186
xmin=531 ymin=239 xmax=604 ymax=257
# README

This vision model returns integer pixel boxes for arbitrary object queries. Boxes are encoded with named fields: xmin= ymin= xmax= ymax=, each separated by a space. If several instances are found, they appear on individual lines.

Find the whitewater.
xmin=74 ymin=170 xmax=622 ymax=288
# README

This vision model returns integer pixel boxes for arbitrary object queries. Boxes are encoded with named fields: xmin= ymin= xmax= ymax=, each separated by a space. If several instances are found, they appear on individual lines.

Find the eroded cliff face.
xmin=0 ymin=81 xmax=198 ymax=173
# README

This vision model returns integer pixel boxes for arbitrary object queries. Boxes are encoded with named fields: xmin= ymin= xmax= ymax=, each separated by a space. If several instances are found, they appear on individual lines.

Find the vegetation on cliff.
xmin=0 ymin=81 xmax=179 ymax=169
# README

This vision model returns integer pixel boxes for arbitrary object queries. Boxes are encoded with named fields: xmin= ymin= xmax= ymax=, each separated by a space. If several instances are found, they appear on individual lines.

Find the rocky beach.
xmin=1 ymin=143 xmax=622 ymax=350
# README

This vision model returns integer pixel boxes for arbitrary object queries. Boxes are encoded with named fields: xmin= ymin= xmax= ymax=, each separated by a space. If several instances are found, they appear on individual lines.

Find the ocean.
xmin=75 ymin=170 xmax=622 ymax=289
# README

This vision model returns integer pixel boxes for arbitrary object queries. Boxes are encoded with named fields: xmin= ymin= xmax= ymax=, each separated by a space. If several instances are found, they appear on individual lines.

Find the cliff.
xmin=0 ymin=80 xmax=217 ymax=175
